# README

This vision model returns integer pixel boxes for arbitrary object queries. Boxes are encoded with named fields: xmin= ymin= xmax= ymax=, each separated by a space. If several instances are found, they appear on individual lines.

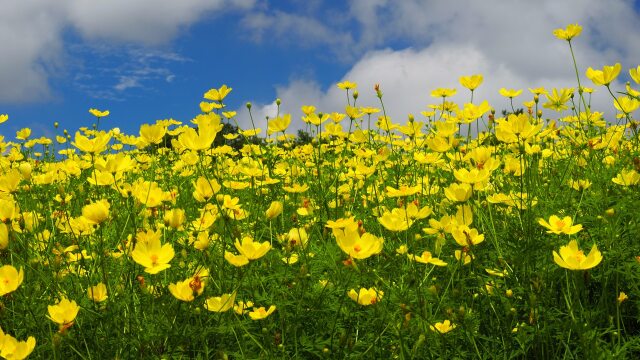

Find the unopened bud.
xmin=246 ymin=102 xmax=252 ymax=109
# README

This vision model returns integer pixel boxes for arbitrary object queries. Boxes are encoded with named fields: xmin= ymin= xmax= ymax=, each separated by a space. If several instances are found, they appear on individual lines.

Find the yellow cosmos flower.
xmin=334 ymin=227 xmax=383 ymax=260
xmin=224 ymin=252 xmax=250 ymax=267
xmin=453 ymin=167 xmax=490 ymax=184
xmin=630 ymin=65 xmax=640 ymax=84
xmin=267 ymin=114 xmax=292 ymax=135
xmin=612 ymin=169 xmax=640 ymax=186
xmin=203 ymin=85 xmax=232 ymax=102
xmin=234 ymin=236 xmax=271 ymax=260
xmin=0 ymin=224 xmax=8 ymax=250
xmin=618 ymin=291 xmax=628 ymax=304
xmin=586 ymin=63 xmax=621 ymax=86
xmin=337 ymin=81 xmax=357 ymax=90
xmin=430 ymin=320 xmax=456 ymax=334
xmin=538 ymin=215 xmax=582 ymax=235
xmin=494 ymin=113 xmax=542 ymax=143
xmin=408 ymin=251 xmax=447 ymax=266
xmin=385 ymin=185 xmax=421 ymax=197
xmin=89 ymin=108 xmax=110 ymax=117
xmin=139 ymin=123 xmax=167 ymax=145
xmin=87 ymin=283 xmax=108 ymax=303
xmin=163 ymin=208 xmax=186 ymax=229
xmin=0 ymin=265 xmax=24 ymax=296
xmin=73 ymin=131 xmax=111 ymax=154
xmin=451 ymin=226 xmax=485 ymax=247
xmin=248 ymin=305 xmax=277 ymax=320
xmin=48 ymin=297 xmax=80 ymax=325
xmin=613 ymin=96 xmax=640 ymax=117
xmin=553 ymin=24 xmax=582 ymax=41
xmin=168 ymin=279 xmax=196 ymax=302
xmin=265 ymin=201 xmax=283 ymax=220
xmin=16 ymin=128 xmax=31 ymax=140
xmin=431 ymin=88 xmax=457 ymax=98
xmin=0 ymin=114 xmax=8 ymax=124
xmin=204 ymin=292 xmax=237 ymax=312
xmin=0 ymin=328 xmax=36 ymax=360
xmin=193 ymin=176 xmax=221 ymax=202
xmin=131 ymin=236 xmax=175 ymax=274
xmin=178 ymin=120 xmax=223 ymax=151
xmin=378 ymin=211 xmax=412 ymax=232
xmin=348 ymin=287 xmax=383 ymax=306
xmin=444 ymin=183 xmax=473 ymax=202
xmin=459 ymin=74 xmax=483 ymax=90
xmin=81 ymin=199 xmax=110 ymax=224
xmin=553 ymin=240 xmax=602 ymax=270
xmin=499 ymin=88 xmax=523 ymax=98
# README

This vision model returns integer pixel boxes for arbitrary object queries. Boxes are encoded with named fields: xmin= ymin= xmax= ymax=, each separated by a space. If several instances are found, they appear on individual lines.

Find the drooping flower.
xmin=81 ymin=199 xmax=110 ymax=225
xmin=553 ymin=240 xmax=602 ymax=270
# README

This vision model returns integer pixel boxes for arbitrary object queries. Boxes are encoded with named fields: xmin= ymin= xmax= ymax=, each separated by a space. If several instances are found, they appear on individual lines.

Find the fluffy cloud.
xmin=239 ymin=0 xmax=638 ymax=131
xmin=0 ymin=0 xmax=255 ymax=103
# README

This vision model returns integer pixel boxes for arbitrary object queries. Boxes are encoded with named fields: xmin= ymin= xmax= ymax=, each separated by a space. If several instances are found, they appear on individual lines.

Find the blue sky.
xmin=1 ymin=0 xmax=639 ymax=138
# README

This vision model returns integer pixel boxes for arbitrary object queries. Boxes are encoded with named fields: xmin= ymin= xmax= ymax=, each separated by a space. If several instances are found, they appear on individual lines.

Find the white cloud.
xmin=0 ymin=0 xmax=255 ymax=103
xmin=239 ymin=0 xmax=638 ymax=131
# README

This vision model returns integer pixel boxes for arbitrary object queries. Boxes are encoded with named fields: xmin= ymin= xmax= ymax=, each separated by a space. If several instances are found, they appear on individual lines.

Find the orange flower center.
xmin=574 ymin=250 xmax=585 ymax=263
xmin=150 ymin=254 xmax=159 ymax=266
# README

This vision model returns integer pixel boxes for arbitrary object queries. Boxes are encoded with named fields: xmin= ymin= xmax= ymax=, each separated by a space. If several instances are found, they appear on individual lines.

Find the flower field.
xmin=1 ymin=24 xmax=640 ymax=359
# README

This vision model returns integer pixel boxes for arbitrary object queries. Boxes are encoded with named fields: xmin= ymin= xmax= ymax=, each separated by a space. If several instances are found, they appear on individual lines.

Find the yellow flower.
xmin=224 ymin=252 xmax=250 ymax=267
xmin=408 ymin=251 xmax=447 ymax=266
xmin=81 ymin=199 xmax=110 ymax=224
xmin=378 ymin=210 xmax=412 ymax=232
xmin=89 ymin=108 xmax=110 ymax=117
xmin=553 ymin=240 xmax=602 ymax=270
xmin=131 ymin=236 xmax=175 ymax=274
xmin=459 ymin=74 xmax=483 ymax=90
xmin=0 ymin=328 xmax=36 ymax=360
xmin=203 ymin=85 xmax=232 ymax=102
xmin=337 ymin=81 xmax=357 ymax=90
xmin=193 ymin=176 xmax=221 ymax=202
xmin=618 ymin=291 xmax=628 ymax=304
xmin=348 ymin=287 xmax=383 ymax=306
xmin=0 ymin=265 xmax=24 ymax=296
xmin=234 ymin=236 xmax=271 ymax=260
xmin=586 ymin=63 xmax=621 ymax=86
xmin=451 ymin=226 xmax=485 ymax=247
xmin=168 ymin=279 xmax=196 ymax=302
xmin=431 ymin=88 xmax=457 ymax=98
xmin=248 ymin=305 xmax=276 ymax=320
xmin=631 ymin=65 xmax=640 ymax=84
xmin=15 ymin=128 xmax=31 ymax=140
xmin=0 ymin=224 xmax=8 ymax=250
xmin=444 ymin=183 xmax=472 ymax=202
xmin=385 ymin=185 xmax=421 ymax=197
xmin=495 ymin=113 xmax=542 ymax=143
xmin=334 ymin=227 xmax=383 ymax=260
xmin=538 ymin=215 xmax=582 ymax=235
xmin=233 ymin=301 xmax=254 ymax=315
xmin=265 ymin=201 xmax=283 ymax=220
xmin=0 ymin=114 xmax=8 ymax=124
xmin=267 ymin=114 xmax=292 ymax=135
xmin=453 ymin=168 xmax=490 ymax=184
xmin=48 ymin=297 xmax=80 ymax=325
xmin=73 ymin=131 xmax=111 ymax=154
xmin=499 ymin=88 xmax=522 ymax=98
xmin=178 ymin=119 xmax=223 ymax=151
xmin=553 ymin=24 xmax=582 ymax=41
xmin=613 ymin=96 xmax=640 ymax=117
xmin=612 ymin=169 xmax=640 ymax=186
xmin=139 ymin=123 xmax=167 ymax=145
xmin=87 ymin=283 xmax=108 ymax=303
xmin=286 ymin=227 xmax=309 ymax=248
xmin=430 ymin=320 xmax=456 ymax=334
xmin=163 ymin=208 xmax=186 ymax=229
xmin=204 ymin=292 xmax=237 ymax=312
